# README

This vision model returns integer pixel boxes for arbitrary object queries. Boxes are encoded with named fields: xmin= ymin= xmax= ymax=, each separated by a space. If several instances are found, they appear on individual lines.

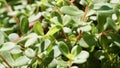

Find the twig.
xmin=75 ymin=3 xmax=89 ymax=41
xmin=0 ymin=54 xmax=12 ymax=68
xmin=35 ymin=55 xmax=42 ymax=61
xmin=69 ymin=0 xmax=75 ymax=5
xmin=81 ymin=5 xmax=89 ymax=21
xmin=96 ymin=30 xmax=113 ymax=38
xmin=62 ymin=32 xmax=70 ymax=42
xmin=12 ymin=36 xmax=23 ymax=43
xmin=68 ymin=60 xmax=72 ymax=68
xmin=4 ymin=1 xmax=20 ymax=25
xmin=76 ymin=30 xmax=83 ymax=41
xmin=73 ymin=30 xmax=83 ymax=46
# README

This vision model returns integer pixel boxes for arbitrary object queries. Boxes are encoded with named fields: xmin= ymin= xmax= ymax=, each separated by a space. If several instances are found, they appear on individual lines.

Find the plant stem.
xmin=62 ymin=31 xmax=70 ymax=42
xmin=0 ymin=54 xmax=12 ymax=68
xmin=69 ymin=0 xmax=75 ymax=5
xmin=68 ymin=60 xmax=72 ymax=68
xmin=75 ymin=3 xmax=89 ymax=42
xmin=81 ymin=5 xmax=89 ymax=21
xmin=36 ymin=55 xmax=42 ymax=61
xmin=4 ymin=1 xmax=20 ymax=26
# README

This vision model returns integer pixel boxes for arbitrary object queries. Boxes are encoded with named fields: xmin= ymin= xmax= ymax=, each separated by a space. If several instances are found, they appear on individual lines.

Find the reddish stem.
xmin=0 ymin=54 xmax=12 ymax=68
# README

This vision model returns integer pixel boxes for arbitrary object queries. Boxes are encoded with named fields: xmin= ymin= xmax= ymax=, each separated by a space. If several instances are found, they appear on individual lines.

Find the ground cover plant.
xmin=0 ymin=0 xmax=120 ymax=68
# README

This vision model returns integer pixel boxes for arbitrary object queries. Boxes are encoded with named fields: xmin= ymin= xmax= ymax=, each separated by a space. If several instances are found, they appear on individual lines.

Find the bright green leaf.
xmin=33 ymin=21 xmax=44 ymax=35
xmin=46 ymin=25 xmax=62 ymax=36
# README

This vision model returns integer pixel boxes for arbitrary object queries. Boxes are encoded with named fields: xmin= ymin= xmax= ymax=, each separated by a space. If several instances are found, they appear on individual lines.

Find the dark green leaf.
xmin=58 ymin=41 xmax=70 ymax=57
xmin=78 ymin=32 xmax=97 ymax=48
xmin=20 ymin=16 xmax=29 ymax=34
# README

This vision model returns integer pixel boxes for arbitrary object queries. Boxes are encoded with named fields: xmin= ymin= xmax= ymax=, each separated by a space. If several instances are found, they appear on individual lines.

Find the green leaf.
xmin=8 ymin=33 xmax=19 ymax=41
xmin=58 ymin=41 xmax=70 ymax=57
xmin=79 ymin=0 xmax=88 ymax=6
xmin=106 ymin=17 xmax=117 ymax=31
xmin=53 ymin=46 xmax=61 ymax=57
xmin=108 ymin=33 xmax=120 ymax=47
xmin=20 ymin=16 xmax=29 ymax=34
xmin=1 ymin=51 xmax=15 ymax=66
xmin=73 ymin=51 xmax=89 ymax=64
xmin=41 ymin=0 xmax=48 ymax=2
xmin=41 ymin=50 xmax=54 ymax=67
xmin=10 ymin=46 xmax=22 ymax=54
xmin=46 ymin=25 xmax=62 ymax=36
xmin=0 ymin=31 xmax=4 ymax=44
xmin=13 ymin=56 xmax=30 ymax=67
xmin=0 ymin=0 xmax=5 ymax=2
xmin=97 ymin=9 xmax=113 ymax=32
xmin=71 ymin=45 xmax=82 ymax=57
xmin=25 ymin=37 xmax=37 ymax=47
xmin=0 ymin=42 xmax=16 ymax=51
xmin=24 ymin=48 xmax=35 ymax=58
xmin=60 ymin=6 xmax=83 ymax=16
xmin=78 ymin=24 xmax=92 ymax=32
xmin=95 ymin=50 xmax=105 ymax=60
xmin=56 ymin=57 xmax=68 ymax=67
xmin=62 ymin=15 xmax=71 ymax=26
xmin=33 ymin=21 xmax=44 ymax=35
xmin=78 ymin=32 xmax=97 ymax=48
xmin=48 ymin=59 xmax=57 ymax=68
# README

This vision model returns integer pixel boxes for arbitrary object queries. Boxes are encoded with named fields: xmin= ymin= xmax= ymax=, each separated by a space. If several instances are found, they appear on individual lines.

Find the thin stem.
xmin=76 ymin=30 xmax=83 ymax=41
xmin=69 ymin=0 xmax=75 ymax=5
xmin=75 ymin=3 xmax=89 ymax=43
xmin=4 ymin=1 xmax=20 ymax=25
xmin=81 ymin=5 xmax=89 ymax=21
xmin=68 ymin=60 xmax=72 ymax=68
xmin=62 ymin=31 xmax=70 ymax=42
xmin=0 ymin=54 xmax=12 ymax=68
xmin=35 ymin=55 xmax=42 ymax=61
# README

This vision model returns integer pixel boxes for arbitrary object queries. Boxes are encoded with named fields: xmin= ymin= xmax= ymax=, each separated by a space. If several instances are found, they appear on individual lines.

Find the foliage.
xmin=0 ymin=0 xmax=120 ymax=68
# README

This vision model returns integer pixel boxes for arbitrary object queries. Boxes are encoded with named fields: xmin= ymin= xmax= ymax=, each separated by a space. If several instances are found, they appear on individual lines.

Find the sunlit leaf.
xmin=13 ymin=56 xmax=30 ymax=67
xmin=60 ymin=6 xmax=83 ymax=16
xmin=33 ymin=21 xmax=44 ymax=35
xmin=24 ymin=48 xmax=35 ymax=58
xmin=73 ymin=51 xmax=89 ymax=64
xmin=71 ymin=45 xmax=82 ymax=57
xmin=46 ymin=25 xmax=62 ymax=36
xmin=25 ymin=37 xmax=37 ymax=47
xmin=0 ymin=42 xmax=16 ymax=51
xmin=0 ymin=31 xmax=4 ymax=44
